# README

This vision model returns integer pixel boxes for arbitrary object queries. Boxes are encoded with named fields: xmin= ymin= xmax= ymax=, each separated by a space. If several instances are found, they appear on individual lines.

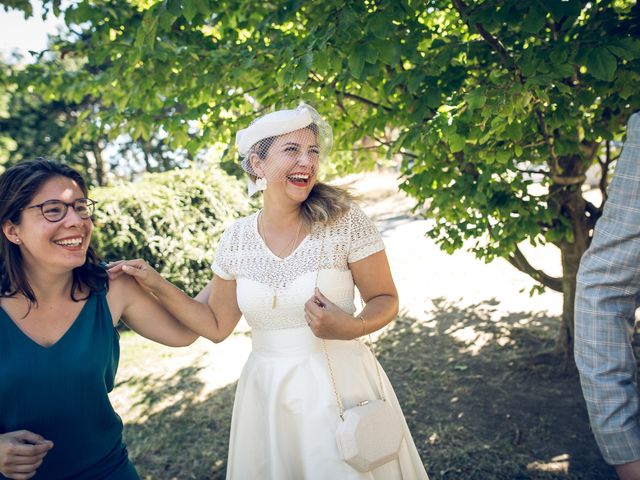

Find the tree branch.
xmin=535 ymin=109 xmax=560 ymax=175
xmin=507 ymin=246 xmax=563 ymax=292
xmin=452 ymin=0 xmax=522 ymax=82
xmin=335 ymin=91 xmax=417 ymax=159
xmin=598 ymin=140 xmax=616 ymax=203
xmin=340 ymin=92 xmax=393 ymax=112
xmin=514 ymin=166 xmax=550 ymax=176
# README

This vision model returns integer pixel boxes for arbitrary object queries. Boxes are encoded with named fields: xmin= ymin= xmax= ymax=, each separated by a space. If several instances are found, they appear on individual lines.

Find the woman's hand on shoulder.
xmin=0 ymin=430 xmax=53 ymax=480
xmin=106 ymin=260 xmax=199 ymax=347
xmin=304 ymin=288 xmax=361 ymax=340
xmin=107 ymin=259 xmax=166 ymax=295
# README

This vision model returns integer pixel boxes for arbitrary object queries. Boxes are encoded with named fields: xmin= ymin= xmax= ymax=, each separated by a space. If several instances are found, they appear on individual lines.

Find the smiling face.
xmin=250 ymin=126 xmax=321 ymax=203
xmin=3 ymin=176 xmax=93 ymax=276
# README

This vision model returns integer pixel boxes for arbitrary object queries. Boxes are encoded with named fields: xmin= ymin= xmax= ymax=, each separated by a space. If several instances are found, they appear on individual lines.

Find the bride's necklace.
xmin=259 ymin=211 xmax=303 ymax=309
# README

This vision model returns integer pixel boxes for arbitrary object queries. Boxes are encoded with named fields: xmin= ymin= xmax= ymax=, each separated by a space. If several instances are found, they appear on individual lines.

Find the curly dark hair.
xmin=0 ymin=159 xmax=107 ymax=306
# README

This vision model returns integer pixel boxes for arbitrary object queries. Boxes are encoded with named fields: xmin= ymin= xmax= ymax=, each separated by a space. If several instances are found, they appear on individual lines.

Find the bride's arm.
xmin=304 ymin=250 xmax=398 ymax=340
xmin=109 ymin=260 xmax=242 ymax=343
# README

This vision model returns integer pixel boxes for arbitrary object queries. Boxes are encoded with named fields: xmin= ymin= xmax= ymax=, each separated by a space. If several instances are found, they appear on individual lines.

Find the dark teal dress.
xmin=0 ymin=286 xmax=139 ymax=480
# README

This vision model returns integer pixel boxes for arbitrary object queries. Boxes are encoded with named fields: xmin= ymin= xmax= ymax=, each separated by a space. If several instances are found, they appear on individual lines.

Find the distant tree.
xmin=0 ymin=58 xmax=191 ymax=184
xmin=13 ymin=0 xmax=640 ymax=352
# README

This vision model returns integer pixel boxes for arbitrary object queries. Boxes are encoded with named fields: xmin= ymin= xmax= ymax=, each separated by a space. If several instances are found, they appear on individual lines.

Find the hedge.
xmin=91 ymin=166 xmax=252 ymax=296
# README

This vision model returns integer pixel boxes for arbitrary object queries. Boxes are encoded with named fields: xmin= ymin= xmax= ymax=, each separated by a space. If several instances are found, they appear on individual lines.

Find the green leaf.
xmin=586 ymin=48 xmax=617 ymax=82
xmin=183 ymin=0 xmax=197 ymax=23
xmin=158 ymin=11 xmax=178 ymax=31
xmin=407 ymin=71 xmax=424 ymax=95
xmin=348 ymin=51 xmax=365 ymax=79
xmin=339 ymin=7 xmax=357 ymax=28
xmin=378 ymin=41 xmax=398 ymax=64
xmin=369 ymin=13 xmax=390 ymax=39
xmin=302 ymin=52 xmax=313 ymax=70
xmin=364 ymin=42 xmax=379 ymax=64
xmin=503 ymin=122 xmax=523 ymax=141
xmin=496 ymin=149 xmax=511 ymax=164
xmin=519 ymin=48 xmax=539 ymax=77
xmin=522 ymin=4 xmax=546 ymax=34
xmin=166 ymin=0 xmax=182 ymax=17
xmin=293 ymin=61 xmax=309 ymax=84
xmin=549 ymin=48 xmax=568 ymax=65
xmin=194 ymin=0 xmax=210 ymax=15
xmin=449 ymin=134 xmax=465 ymax=153
xmin=606 ymin=45 xmax=631 ymax=61
xmin=543 ymin=0 xmax=580 ymax=21
xmin=515 ymin=145 xmax=523 ymax=157
xmin=314 ymin=50 xmax=330 ymax=71
xmin=606 ymin=39 xmax=640 ymax=61
xmin=466 ymin=89 xmax=486 ymax=110
xmin=424 ymin=87 xmax=442 ymax=109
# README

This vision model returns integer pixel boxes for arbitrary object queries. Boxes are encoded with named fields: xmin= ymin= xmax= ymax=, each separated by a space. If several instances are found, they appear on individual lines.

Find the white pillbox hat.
xmin=235 ymin=105 xmax=314 ymax=156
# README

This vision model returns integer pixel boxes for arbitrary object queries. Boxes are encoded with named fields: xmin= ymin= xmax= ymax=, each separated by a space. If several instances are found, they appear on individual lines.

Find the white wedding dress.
xmin=212 ymin=204 xmax=429 ymax=480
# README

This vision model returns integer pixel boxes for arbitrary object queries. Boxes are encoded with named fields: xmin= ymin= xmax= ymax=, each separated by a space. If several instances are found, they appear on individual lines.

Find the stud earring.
xmin=15 ymin=238 xmax=20 ymax=244
xmin=255 ymin=177 xmax=267 ymax=192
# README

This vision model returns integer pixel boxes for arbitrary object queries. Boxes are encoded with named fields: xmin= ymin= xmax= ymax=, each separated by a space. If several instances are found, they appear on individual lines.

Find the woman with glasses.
xmin=0 ymin=159 xmax=198 ymax=480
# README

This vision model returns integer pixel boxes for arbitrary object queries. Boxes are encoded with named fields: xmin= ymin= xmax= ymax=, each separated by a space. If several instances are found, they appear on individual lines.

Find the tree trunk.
xmin=550 ymin=155 xmax=591 ymax=356
xmin=558 ymin=241 xmax=582 ymax=356
xmin=92 ymin=143 xmax=106 ymax=186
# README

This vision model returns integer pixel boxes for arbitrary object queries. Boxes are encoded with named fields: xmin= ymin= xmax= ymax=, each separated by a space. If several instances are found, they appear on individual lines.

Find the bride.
xmin=109 ymin=103 xmax=429 ymax=479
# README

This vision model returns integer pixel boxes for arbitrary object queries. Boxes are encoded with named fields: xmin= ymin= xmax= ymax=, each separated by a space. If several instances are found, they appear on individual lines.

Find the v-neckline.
xmin=0 ymin=296 xmax=92 ymax=350
xmin=254 ymin=210 xmax=311 ymax=261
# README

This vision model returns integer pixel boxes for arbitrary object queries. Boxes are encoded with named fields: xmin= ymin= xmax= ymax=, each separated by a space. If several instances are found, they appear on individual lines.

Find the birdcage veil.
xmin=235 ymin=103 xmax=333 ymax=196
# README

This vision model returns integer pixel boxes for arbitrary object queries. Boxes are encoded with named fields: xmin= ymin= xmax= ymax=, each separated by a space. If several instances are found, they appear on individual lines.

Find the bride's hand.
xmin=106 ymin=259 xmax=165 ymax=295
xmin=304 ymin=288 xmax=361 ymax=340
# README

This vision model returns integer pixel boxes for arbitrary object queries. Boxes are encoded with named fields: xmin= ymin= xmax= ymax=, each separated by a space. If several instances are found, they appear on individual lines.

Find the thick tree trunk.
xmin=558 ymin=241 xmax=583 ymax=355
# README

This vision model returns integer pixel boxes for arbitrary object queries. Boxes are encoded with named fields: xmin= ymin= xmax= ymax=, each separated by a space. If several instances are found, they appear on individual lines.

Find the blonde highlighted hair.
xmin=301 ymin=182 xmax=355 ymax=226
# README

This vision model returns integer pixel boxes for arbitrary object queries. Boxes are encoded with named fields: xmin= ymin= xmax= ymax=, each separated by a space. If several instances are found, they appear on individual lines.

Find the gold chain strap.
xmin=314 ymin=227 xmax=387 ymax=421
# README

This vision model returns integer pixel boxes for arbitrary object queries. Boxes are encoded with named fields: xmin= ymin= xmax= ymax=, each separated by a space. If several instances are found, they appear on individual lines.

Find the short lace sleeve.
xmin=347 ymin=203 xmax=385 ymax=263
xmin=211 ymin=223 xmax=239 ymax=280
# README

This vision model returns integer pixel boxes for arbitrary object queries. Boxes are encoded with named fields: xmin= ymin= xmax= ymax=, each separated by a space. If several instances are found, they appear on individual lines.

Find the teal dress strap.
xmin=0 ymin=283 xmax=139 ymax=479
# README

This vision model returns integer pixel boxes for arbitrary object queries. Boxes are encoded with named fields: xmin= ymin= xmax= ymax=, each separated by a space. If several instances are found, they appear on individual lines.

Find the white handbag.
xmin=315 ymin=232 xmax=404 ymax=472
xmin=322 ymin=340 xmax=404 ymax=472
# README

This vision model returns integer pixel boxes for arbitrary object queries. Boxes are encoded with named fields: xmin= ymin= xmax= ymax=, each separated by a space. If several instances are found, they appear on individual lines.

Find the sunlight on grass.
xmin=527 ymin=453 xmax=570 ymax=474
xmin=111 ymin=330 xmax=251 ymax=424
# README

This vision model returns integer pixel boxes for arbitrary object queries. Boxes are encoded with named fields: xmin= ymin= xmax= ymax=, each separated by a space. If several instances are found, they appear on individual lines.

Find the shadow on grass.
xmin=121 ymin=297 xmax=615 ymax=480
xmin=378 ymin=297 xmax=615 ymax=480
xmin=121 ymin=363 xmax=235 ymax=480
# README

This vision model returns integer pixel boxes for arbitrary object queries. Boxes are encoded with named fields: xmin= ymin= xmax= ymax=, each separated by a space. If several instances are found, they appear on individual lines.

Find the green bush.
xmin=91 ymin=166 xmax=252 ymax=296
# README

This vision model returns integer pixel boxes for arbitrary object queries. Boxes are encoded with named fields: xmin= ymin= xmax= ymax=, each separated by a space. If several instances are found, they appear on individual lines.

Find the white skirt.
xmin=226 ymin=326 xmax=429 ymax=480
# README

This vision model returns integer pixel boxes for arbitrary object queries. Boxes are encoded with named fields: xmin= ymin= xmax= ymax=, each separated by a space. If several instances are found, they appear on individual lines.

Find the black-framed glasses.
xmin=23 ymin=198 xmax=97 ymax=223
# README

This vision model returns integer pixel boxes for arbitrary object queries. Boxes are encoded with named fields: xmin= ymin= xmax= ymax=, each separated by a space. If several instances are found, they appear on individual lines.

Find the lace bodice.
xmin=211 ymin=204 xmax=384 ymax=329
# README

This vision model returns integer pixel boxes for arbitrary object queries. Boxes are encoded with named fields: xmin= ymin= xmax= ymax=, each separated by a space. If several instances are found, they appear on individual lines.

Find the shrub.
xmin=91 ymin=166 xmax=252 ymax=296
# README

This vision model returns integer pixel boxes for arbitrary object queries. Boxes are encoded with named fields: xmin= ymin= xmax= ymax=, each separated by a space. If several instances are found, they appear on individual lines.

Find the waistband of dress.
xmin=251 ymin=326 xmax=322 ymax=356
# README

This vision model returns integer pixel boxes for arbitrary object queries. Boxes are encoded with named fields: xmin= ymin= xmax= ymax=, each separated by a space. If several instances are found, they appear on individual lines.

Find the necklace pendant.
xmin=272 ymin=291 xmax=277 ymax=309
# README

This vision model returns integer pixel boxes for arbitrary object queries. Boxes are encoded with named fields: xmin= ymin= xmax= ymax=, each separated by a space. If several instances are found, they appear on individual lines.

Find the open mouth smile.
xmin=286 ymin=173 xmax=311 ymax=187
xmin=53 ymin=237 xmax=84 ymax=248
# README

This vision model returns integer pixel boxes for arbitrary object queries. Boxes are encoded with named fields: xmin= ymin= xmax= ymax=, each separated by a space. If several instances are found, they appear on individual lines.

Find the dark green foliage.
xmin=91 ymin=166 xmax=251 ymax=295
